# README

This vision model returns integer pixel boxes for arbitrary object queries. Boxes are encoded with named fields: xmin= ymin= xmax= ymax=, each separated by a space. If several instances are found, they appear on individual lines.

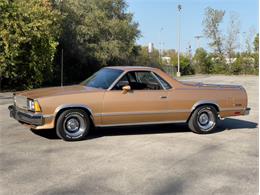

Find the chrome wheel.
xmin=63 ymin=114 xmax=87 ymax=138
xmin=66 ymin=118 xmax=80 ymax=131
xmin=197 ymin=109 xmax=215 ymax=131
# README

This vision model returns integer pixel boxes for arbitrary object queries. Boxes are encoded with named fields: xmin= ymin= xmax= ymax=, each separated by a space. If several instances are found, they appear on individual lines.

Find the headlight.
xmin=27 ymin=99 xmax=41 ymax=112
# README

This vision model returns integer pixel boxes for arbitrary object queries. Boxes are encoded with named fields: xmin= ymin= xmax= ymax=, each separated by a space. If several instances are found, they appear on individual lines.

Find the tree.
xmin=56 ymin=0 xmax=140 ymax=84
xmin=225 ymin=13 xmax=240 ymax=66
xmin=179 ymin=54 xmax=195 ymax=75
xmin=244 ymin=27 xmax=256 ymax=54
xmin=134 ymin=46 xmax=160 ymax=67
xmin=0 ymin=0 xmax=61 ymax=90
xmin=203 ymin=7 xmax=225 ymax=57
xmin=193 ymin=48 xmax=212 ymax=74
xmin=254 ymin=33 xmax=259 ymax=53
xmin=253 ymin=33 xmax=259 ymax=73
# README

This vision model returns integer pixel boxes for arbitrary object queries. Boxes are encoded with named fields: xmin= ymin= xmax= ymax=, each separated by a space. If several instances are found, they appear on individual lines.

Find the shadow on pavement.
xmin=31 ymin=118 xmax=258 ymax=140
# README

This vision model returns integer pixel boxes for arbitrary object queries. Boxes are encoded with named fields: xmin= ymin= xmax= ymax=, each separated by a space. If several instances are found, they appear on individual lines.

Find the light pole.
xmin=159 ymin=27 xmax=163 ymax=64
xmin=55 ymin=0 xmax=64 ymax=86
xmin=188 ymin=43 xmax=192 ymax=66
xmin=194 ymin=35 xmax=203 ymax=50
xmin=61 ymin=48 xmax=63 ymax=86
xmin=177 ymin=4 xmax=181 ymax=77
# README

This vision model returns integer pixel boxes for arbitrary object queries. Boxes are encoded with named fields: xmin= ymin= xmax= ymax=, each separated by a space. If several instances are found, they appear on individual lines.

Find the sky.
xmin=126 ymin=0 xmax=259 ymax=53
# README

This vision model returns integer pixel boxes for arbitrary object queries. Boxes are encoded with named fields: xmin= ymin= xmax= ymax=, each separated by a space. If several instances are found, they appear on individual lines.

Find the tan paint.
xmin=14 ymin=66 xmax=248 ymax=129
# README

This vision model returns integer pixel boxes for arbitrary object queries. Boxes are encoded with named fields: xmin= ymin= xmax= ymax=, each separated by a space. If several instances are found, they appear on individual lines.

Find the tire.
xmin=188 ymin=105 xmax=218 ymax=134
xmin=56 ymin=109 xmax=90 ymax=141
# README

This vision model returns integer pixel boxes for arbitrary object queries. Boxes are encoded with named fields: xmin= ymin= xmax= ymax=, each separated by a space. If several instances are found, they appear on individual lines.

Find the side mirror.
xmin=122 ymin=85 xmax=131 ymax=93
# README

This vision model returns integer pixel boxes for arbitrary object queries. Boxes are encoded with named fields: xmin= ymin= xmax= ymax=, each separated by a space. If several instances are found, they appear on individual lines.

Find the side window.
xmin=112 ymin=71 xmax=165 ymax=90
xmin=154 ymin=73 xmax=172 ymax=89
xmin=133 ymin=71 xmax=162 ymax=90
xmin=136 ymin=72 xmax=155 ymax=83
xmin=112 ymin=75 xmax=129 ymax=90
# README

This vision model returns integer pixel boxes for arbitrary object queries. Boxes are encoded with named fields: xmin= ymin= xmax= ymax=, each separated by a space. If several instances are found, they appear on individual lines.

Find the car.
xmin=8 ymin=66 xmax=250 ymax=141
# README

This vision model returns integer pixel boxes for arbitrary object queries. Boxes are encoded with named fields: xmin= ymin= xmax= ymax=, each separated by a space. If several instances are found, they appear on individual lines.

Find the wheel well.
xmin=187 ymin=103 xmax=219 ymax=122
xmin=54 ymin=107 xmax=94 ymax=128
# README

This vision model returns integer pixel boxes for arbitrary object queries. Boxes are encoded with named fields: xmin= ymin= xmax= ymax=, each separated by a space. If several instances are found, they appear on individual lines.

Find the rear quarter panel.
xmin=167 ymin=87 xmax=247 ymax=120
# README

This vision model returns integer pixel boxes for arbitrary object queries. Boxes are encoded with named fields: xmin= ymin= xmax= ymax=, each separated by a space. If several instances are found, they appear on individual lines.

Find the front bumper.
xmin=8 ymin=105 xmax=43 ymax=126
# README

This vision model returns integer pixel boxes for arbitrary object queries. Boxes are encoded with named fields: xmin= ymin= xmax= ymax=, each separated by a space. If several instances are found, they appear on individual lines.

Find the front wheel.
xmin=188 ymin=105 xmax=218 ymax=134
xmin=56 ymin=109 xmax=90 ymax=141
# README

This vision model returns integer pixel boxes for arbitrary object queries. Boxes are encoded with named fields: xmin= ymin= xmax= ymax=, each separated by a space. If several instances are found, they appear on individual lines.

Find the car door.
xmin=101 ymin=71 xmax=171 ymax=126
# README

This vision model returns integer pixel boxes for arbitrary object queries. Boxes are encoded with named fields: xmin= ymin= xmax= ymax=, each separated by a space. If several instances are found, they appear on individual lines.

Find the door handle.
xmin=160 ymin=96 xmax=167 ymax=99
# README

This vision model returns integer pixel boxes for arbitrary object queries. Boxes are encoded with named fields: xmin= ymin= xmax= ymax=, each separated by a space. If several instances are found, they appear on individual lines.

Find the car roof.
xmin=106 ymin=66 xmax=157 ymax=71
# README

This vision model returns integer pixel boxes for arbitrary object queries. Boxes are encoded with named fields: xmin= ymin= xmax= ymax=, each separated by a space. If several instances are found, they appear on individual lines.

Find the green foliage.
xmin=254 ymin=33 xmax=259 ymax=53
xmin=193 ymin=48 xmax=212 ymax=74
xmin=230 ymin=53 xmax=257 ymax=75
xmin=202 ymin=7 xmax=258 ymax=75
xmin=0 ymin=0 xmax=61 ymax=90
xmin=160 ymin=49 xmax=194 ymax=75
xmin=179 ymin=55 xmax=194 ymax=75
xmin=0 ymin=2 xmax=258 ymax=90
xmin=192 ymin=49 xmax=258 ymax=75
xmin=57 ymin=0 xmax=140 ymax=84
xmin=133 ymin=46 xmax=160 ymax=68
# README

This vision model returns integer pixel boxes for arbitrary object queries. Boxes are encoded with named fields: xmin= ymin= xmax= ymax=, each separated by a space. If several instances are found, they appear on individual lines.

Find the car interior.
xmin=112 ymin=71 xmax=163 ymax=90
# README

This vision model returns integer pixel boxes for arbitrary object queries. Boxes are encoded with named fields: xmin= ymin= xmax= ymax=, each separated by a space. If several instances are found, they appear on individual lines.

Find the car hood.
xmin=15 ymin=85 xmax=103 ymax=99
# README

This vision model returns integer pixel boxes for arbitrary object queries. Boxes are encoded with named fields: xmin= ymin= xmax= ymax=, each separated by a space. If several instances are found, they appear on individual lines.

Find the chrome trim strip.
xmin=220 ymin=107 xmax=245 ymax=111
xmin=96 ymin=120 xmax=186 ymax=127
xmin=191 ymin=100 xmax=246 ymax=113
xmin=107 ymin=70 xmax=127 ymax=91
xmin=43 ymin=114 xmax=54 ymax=119
xmin=94 ymin=109 xmax=190 ymax=117
xmin=151 ymin=71 xmax=166 ymax=90
xmin=177 ymin=88 xmax=241 ymax=91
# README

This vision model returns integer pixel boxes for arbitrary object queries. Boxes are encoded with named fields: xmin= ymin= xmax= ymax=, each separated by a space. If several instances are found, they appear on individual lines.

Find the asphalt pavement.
xmin=0 ymin=75 xmax=258 ymax=195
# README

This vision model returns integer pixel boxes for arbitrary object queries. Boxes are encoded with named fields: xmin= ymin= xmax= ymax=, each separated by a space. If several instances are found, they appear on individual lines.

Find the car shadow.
xmin=31 ymin=118 xmax=258 ymax=140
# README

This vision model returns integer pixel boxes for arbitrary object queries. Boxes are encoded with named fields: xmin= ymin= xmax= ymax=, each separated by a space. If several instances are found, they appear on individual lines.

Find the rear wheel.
xmin=188 ymin=105 xmax=218 ymax=134
xmin=56 ymin=109 xmax=90 ymax=141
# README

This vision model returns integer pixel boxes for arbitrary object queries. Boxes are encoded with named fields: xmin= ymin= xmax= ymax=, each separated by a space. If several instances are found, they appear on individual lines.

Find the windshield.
xmin=81 ymin=68 xmax=123 ymax=89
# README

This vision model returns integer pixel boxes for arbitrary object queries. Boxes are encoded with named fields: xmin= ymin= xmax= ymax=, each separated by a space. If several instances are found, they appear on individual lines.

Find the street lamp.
xmin=177 ymin=4 xmax=182 ymax=77
xmin=194 ymin=35 xmax=203 ymax=50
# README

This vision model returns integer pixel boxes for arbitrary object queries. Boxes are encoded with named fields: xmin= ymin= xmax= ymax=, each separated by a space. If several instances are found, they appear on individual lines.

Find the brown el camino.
xmin=8 ymin=66 xmax=250 ymax=141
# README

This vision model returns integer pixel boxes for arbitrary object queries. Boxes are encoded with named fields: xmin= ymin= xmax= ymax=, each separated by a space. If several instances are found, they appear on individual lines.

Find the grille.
xmin=14 ymin=95 xmax=28 ymax=110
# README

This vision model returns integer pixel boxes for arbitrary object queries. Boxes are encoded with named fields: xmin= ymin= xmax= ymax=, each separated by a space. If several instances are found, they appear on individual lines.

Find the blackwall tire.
xmin=56 ymin=109 xmax=90 ymax=141
xmin=188 ymin=105 xmax=218 ymax=134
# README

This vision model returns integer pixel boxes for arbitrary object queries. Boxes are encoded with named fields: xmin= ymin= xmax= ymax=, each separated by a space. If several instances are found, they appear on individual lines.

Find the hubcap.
xmin=197 ymin=109 xmax=215 ymax=131
xmin=199 ymin=113 xmax=209 ymax=125
xmin=66 ymin=118 xmax=80 ymax=132
xmin=63 ymin=114 xmax=87 ymax=138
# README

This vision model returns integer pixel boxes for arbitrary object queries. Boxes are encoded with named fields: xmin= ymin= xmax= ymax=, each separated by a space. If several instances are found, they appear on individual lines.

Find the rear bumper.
xmin=243 ymin=107 xmax=251 ymax=115
xmin=8 ymin=105 xmax=43 ymax=126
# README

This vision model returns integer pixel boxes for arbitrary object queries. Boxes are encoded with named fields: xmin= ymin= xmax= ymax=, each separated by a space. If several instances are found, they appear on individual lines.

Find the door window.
xmin=154 ymin=73 xmax=172 ymax=89
xmin=112 ymin=71 xmax=163 ymax=90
